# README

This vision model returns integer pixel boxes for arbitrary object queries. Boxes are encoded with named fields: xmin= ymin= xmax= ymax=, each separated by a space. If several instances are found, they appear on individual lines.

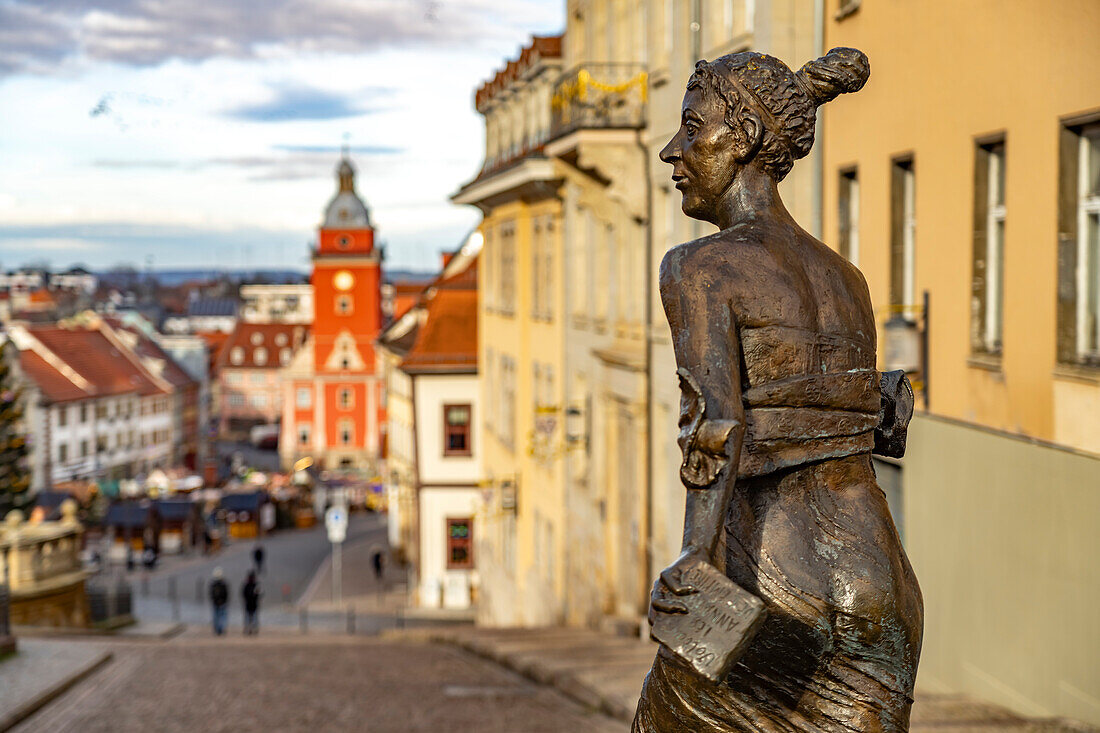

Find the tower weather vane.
xmin=634 ymin=46 xmax=923 ymax=732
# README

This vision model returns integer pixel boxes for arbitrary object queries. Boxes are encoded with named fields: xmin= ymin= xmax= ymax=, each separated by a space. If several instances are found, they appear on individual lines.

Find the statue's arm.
xmin=660 ymin=249 xmax=745 ymax=564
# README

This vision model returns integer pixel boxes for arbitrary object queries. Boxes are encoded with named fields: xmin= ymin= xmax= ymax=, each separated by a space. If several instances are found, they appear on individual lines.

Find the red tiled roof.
xmin=399 ymin=265 xmax=478 ymax=374
xmin=106 ymin=320 xmax=196 ymax=390
xmin=18 ymin=351 xmax=88 ymax=403
xmin=28 ymin=326 xmax=167 ymax=398
xmin=216 ymin=322 xmax=307 ymax=370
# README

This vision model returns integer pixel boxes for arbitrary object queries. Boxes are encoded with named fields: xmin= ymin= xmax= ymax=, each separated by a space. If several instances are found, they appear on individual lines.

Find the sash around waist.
xmin=736 ymin=369 xmax=881 ymax=477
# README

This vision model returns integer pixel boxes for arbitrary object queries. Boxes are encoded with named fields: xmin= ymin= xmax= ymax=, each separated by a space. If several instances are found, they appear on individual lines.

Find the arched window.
xmin=230 ymin=347 xmax=244 ymax=365
xmin=254 ymin=347 xmax=267 ymax=366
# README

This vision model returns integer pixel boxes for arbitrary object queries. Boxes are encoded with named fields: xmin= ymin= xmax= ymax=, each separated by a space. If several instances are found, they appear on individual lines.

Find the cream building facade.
xmin=378 ymin=249 xmax=481 ymax=611
xmin=637 ymin=0 xmax=820 ymax=604
xmin=821 ymin=2 xmax=1100 ymax=725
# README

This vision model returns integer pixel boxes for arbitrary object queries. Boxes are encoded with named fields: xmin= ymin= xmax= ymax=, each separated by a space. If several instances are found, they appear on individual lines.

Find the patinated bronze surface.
xmin=635 ymin=48 xmax=923 ymax=732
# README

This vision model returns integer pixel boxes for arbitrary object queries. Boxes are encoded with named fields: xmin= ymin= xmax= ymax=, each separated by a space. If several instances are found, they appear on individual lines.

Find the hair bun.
xmin=796 ymin=47 xmax=869 ymax=106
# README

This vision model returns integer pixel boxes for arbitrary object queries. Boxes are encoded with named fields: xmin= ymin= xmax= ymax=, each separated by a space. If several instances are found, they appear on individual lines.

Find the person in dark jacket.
xmin=252 ymin=544 xmax=265 ymax=574
xmin=209 ymin=567 xmax=229 ymax=636
xmin=242 ymin=571 xmax=262 ymax=635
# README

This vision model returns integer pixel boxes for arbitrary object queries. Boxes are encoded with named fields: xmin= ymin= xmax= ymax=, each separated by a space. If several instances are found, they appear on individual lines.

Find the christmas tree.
xmin=0 ymin=340 xmax=29 ymax=515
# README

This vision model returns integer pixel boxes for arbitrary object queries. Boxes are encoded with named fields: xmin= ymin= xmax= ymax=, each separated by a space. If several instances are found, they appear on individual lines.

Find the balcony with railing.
xmin=550 ymin=64 xmax=647 ymax=139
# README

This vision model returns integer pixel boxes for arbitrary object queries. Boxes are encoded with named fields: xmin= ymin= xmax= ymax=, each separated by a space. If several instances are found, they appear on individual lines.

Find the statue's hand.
xmin=648 ymin=548 xmax=708 ymax=626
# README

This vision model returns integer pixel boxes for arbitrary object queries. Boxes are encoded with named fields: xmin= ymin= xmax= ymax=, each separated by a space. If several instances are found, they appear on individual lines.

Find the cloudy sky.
xmin=0 ymin=0 xmax=563 ymax=273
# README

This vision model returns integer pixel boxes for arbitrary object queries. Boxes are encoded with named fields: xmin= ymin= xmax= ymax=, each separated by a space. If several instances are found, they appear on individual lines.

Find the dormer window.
xmin=275 ymin=333 xmax=288 ymax=347
xmin=250 ymin=332 xmax=263 ymax=346
xmin=254 ymin=347 xmax=267 ymax=366
xmin=230 ymin=347 xmax=244 ymax=365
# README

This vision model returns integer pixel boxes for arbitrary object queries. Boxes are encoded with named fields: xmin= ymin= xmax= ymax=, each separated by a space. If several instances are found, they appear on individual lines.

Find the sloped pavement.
xmin=429 ymin=627 xmax=1098 ymax=731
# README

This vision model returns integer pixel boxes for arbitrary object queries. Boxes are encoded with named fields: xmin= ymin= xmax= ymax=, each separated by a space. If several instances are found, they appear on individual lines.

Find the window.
xmin=544 ymin=219 xmax=555 ymax=318
xmin=531 ymin=219 xmax=542 ymax=318
xmin=250 ymin=372 xmax=265 ymax=385
xmin=275 ymin=333 xmax=288 ymax=347
xmin=250 ymin=393 xmax=268 ymax=409
xmin=230 ymin=347 xmax=245 ymax=365
xmin=444 ymin=404 xmax=472 ymax=456
xmin=228 ymin=394 xmax=245 ymax=407
xmin=338 ymin=419 xmax=354 ymax=446
xmin=501 ymin=355 xmax=516 ymax=449
xmin=298 ymin=424 xmax=311 ymax=446
xmin=80 ymin=404 xmax=88 ymax=423
xmin=296 ymin=387 xmax=311 ymax=409
xmin=446 ymin=518 xmax=474 ymax=569
xmin=58 ymin=407 xmax=68 ymax=427
xmin=336 ymin=295 xmax=353 ymax=315
xmin=972 ymin=139 xmax=1006 ymax=356
xmin=80 ymin=440 xmax=89 ymax=457
xmin=838 ymin=168 xmax=860 ymax=265
xmin=499 ymin=222 xmax=516 ymax=315
xmin=338 ymin=388 xmax=354 ymax=410
xmin=280 ymin=348 xmax=292 ymax=365
xmin=250 ymin=332 xmax=263 ymax=346
xmin=58 ymin=443 xmax=68 ymax=462
xmin=254 ymin=347 xmax=267 ymax=366
xmin=1057 ymin=119 xmax=1100 ymax=364
xmin=890 ymin=157 xmax=916 ymax=316
xmin=337 ymin=235 xmax=351 ymax=249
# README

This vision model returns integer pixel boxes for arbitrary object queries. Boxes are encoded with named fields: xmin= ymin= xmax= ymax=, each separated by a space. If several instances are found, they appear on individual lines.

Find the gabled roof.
xmin=399 ymin=260 xmax=478 ymax=375
xmin=216 ymin=322 xmax=307 ymax=370
xmin=19 ymin=350 xmax=89 ymax=403
xmin=106 ymin=319 xmax=196 ymax=391
xmin=26 ymin=326 xmax=169 ymax=399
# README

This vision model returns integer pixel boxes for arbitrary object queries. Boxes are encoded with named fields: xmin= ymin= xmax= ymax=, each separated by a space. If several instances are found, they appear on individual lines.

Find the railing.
xmin=1 ymin=503 xmax=85 ymax=592
xmin=550 ymin=64 xmax=647 ymax=138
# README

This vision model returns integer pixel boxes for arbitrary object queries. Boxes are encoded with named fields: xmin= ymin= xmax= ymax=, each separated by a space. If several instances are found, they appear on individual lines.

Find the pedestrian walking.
xmin=242 ymin=571 xmax=262 ymax=635
xmin=209 ymin=567 xmax=229 ymax=636
xmin=371 ymin=549 xmax=384 ymax=582
xmin=252 ymin=543 xmax=265 ymax=574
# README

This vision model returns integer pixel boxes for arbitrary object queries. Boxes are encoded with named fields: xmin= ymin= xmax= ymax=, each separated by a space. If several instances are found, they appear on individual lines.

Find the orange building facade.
xmin=279 ymin=156 xmax=386 ymax=474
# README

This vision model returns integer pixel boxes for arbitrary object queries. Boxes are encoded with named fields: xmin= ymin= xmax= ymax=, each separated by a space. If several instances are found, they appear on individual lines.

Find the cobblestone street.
xmin=11 ymin=634 xmax=622 ymax=733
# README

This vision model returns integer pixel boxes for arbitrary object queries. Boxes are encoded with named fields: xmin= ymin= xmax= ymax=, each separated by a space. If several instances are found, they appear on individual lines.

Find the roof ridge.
xmin=98 ymin=321 xmax=174 ymax=395
xmin=9 ymin=325 xmax=92 ymax=394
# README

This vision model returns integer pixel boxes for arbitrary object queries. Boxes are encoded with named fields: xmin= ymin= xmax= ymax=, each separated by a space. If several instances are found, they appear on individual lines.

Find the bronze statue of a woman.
xmin=635 ymin=48 xmax=923 ymax=732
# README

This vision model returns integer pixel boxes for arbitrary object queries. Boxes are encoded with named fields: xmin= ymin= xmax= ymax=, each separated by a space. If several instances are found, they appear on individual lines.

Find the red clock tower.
xmin=281 ymin=154 xmax=386 ymax=473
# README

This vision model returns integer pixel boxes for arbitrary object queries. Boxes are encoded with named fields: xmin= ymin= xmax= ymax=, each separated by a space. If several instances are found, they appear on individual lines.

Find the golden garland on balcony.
xmin=551 ymin=68 xmax=649 ymax=111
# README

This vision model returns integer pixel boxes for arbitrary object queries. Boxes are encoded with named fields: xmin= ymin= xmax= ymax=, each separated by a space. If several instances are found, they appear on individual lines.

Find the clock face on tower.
xmin=333 ymin=270 xmax=355 ymax=291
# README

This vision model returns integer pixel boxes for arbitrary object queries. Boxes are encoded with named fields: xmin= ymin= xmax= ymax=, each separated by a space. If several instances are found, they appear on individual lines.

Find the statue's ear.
xmin=732 ymin=109 xmax=763 ymax=162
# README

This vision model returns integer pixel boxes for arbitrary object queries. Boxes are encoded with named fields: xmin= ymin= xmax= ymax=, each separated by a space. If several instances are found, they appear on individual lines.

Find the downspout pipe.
xmin=812 ymin=0 xmax=825 ymax=239
xmin=637 ymin=123 xmax=655 ymax=618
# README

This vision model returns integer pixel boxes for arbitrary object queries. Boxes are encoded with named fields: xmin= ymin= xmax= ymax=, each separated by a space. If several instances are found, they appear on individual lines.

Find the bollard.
xmin=346 ymin=607 xmax=355 ymax=635
xmin=299 ymin=607 xmax=307 ymax=634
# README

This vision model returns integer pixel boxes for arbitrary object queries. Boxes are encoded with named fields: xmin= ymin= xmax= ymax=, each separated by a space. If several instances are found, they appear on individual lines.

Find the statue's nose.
xmin=659 ymin=138 xmax=680 ymax=164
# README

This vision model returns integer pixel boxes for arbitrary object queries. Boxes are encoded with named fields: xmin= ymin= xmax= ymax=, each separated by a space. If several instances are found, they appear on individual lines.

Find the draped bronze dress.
xmin=634 ymin=225 xmax=924 ymax=732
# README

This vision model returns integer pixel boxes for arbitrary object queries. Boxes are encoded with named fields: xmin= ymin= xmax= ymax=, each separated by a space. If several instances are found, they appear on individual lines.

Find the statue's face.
xmin=660 ymin=83 xmax=740 ymax=225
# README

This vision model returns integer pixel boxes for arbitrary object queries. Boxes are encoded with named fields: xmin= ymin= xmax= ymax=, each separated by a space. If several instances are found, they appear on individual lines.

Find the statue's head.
xmin=661 ymin=47 xmax=869 ymax=224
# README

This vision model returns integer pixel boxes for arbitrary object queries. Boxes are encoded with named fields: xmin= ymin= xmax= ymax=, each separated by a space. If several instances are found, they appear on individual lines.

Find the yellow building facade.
xmin=822 ymin=2 xmax=1100 ymax=724
xmin=454 ymin=37 xmax=570 ymax=626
